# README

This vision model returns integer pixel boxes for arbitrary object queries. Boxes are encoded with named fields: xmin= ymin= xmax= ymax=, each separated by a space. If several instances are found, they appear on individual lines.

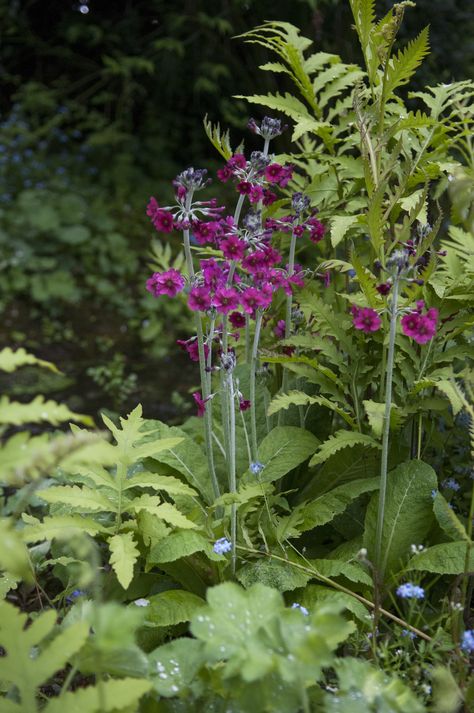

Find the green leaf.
xmin=37 ymin=485 xmax=115 ymax=512
xmin=243 ymin=426 xmax=319 ymax=483
xmin=22 ymin=514 xmax=110 ymax=543
xmin=236 ymin=558 xmax=312 ymax=592
xmin=433 ymin=494 xmax=470 ymax=542
xmin=148 ymin=638 xmax=204 ymax=698
xmin=298 ymin=584 xmax=369 ymax=625
xmin=123 ymin=471 xmax=196 ymax=496
xmin=309 ymin=431 xmax=380 ymax=467
xmin=350 ymin=248 xmax=381 ymax=309
xmin=349 ymin=0 xmax=375 ymax=58
xmin=383 ymin=27 xmax=430 ymax=99
xmin=234 ymin=92 xmax=312 ymax=123
xmin=0 ymin=347 xmax=60 ymax=373
xmin=109 ymin=533 xmax=140 ymax=589
xmin=129 ymin=495 xmax=196 ymax=529
xmin=0 ymin=520 xmax=33 ymax=583
xmin=330 ymin=215 xmax=360 ymax=248
xmin=406 ymin=542 xmax=473 ymax=575
xmin=0 ymin=396 xmax=93 ymax=426
xmin=147 ymin=590 xmax=206 ymax=627
xmin=364 ymin=460 xmax=437 ymax=575
xmin=267 ymin=390 xmax=354 ymax=427
xmin=0 ymin=601 xmax=89 ymax=711
xmin=363 ymin=400 xmax=403 ymax=438
xmin=147 ymin=530 xmax=216 ymax=564
xmin=290 ymin=478 xmax=380 ymax=533
xmin=44 ymin=678 xmax=152 ymax=713
xmin=311 ymin=559 xmax=372 ymax=586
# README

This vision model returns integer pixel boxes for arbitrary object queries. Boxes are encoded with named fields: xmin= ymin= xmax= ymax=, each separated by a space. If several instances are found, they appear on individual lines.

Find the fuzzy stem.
xmin=375 ymin=277 xmax=399 ymax=579
xmin=250 ymin=310 xmax=263 ymax=461
xmin=227 ymin=373 xmax=237 ymax=574
xmin=182 ymin=194 xmax=220 ymax=500
xmin=279 ymin=230 xmax=297 ymax=424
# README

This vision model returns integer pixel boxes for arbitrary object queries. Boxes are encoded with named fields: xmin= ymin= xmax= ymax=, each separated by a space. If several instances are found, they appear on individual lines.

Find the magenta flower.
xmin=147 ymin=198 xmax=174 ymax=233
xmin=229 ymin=311 xmax=246 ymax=329
xmin=146 ymin=269 xmax=185 ymax=297
xmin=264 ymin=163 xmax=286 ymax=184
xmin=263 ymin=189 xmax=277 ymax=206
xmin=352 ymin=306 xmax=382 ymax=333
xmin=193 ymin=392 xmax=208 ymax=417
xmin=228 ymin=153 xmax=247 ymax=170
xmin=217 ymin=165 xmax=233 ymax=182
xmin=274 ymin=319 xmax=286 ymax=339
xmin=188 ymin=287 xmax=212 ymax=312
xmin=192 ymin=220 xmax=219 ymax=245
xmin=236 ymin=181 xmax=253 ymax=195
xmin=220 ymin=235 xmax=246 ymax=261
xmin=176 ymin=338 xmax=209 ymax=362
xmin=376 ymin=282 xmax=392 ymax=295
xmin=240 ymin=287 xmax=266 ymax=315
xmin=239 ymin=398 xmax=251 ymax=411
xmin=201 ymin=258 xmax=227 ymax=289
xmin=307 ymin=219 xmax=326 ymax=243
xmin=249 ymin=185 xmax=264 ymax=204
xmin=401 ymin=306 xmax=438 ymax=344
xmin=212 ymin=287 xmax=240 ymax=314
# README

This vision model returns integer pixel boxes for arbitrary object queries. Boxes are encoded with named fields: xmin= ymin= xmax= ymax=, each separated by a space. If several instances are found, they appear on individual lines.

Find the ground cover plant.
xmin=0 ymin=1 xmax=473 ymax=711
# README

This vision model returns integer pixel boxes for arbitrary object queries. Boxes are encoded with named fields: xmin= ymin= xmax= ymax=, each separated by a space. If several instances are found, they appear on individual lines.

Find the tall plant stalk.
xmin=374 ymin=277 xmax=400 ymax=578
xmin=250 ymin=310 xmax=263 ymax=461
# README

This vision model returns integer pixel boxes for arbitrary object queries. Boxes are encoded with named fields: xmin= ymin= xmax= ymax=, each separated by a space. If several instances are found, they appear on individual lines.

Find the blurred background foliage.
xmin=0 ymin=0 xmax=473 ymax=418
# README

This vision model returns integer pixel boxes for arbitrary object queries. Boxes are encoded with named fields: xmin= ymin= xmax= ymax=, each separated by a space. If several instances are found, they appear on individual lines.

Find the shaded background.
xmin=1 ymin=0 xmax=473 ymax=420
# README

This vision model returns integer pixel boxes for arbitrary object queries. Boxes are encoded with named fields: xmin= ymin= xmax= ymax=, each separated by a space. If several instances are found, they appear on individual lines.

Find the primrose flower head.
xmin=352 ymin=306 xmax=382 ymax=333
xmin=174 ymin=167 xmax=210 ymax=192
xmin=146 ymin=269 xmax=185 ymax=298
xmin=291 ymin=603 xmax=309 ymax=616
xmin=291 ymin=192 xmax=310 ymax=216
xmin=248 ymin=116 xmax=287 ymax=140
xmin=401 ymin=305 xmax=438 ymax=344
xmin=396 ymin=582 xmax=425 ymax=599
xmin=461 ymin=629 xmax=474 ymax=654
xmin=213 ymin=537 xmax=232 ymax=555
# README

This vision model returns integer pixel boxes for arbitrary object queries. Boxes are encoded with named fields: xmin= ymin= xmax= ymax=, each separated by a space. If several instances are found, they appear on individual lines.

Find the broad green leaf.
xmin=309 ymin=430 xmax=380 ymax=467
xmin=37 ymin=485 xmax=115 ymax=512
xmin=148 ymin=530 xmax=217 ymax=564
xmin=236 ymin=558 xmax=312 ymax=592
xmin=406 ymin=541 xmax=473 ymax=575
xmin=243 ymin=426 xmax=319 ymax=483
xmin=433 ymin=494 xmax=470 ymax=542
xmin=44 ymin=678 xmax=152 ymax=713
xmin=311 ymin=559 xmax=372 ymax=586
xmin=364 ymin=460 xmax=437 ymax=576
xmin=0 ymin=347 xmax=59 ymax=373
xmin=0 ymin=396 xmax=93 ymax=426
xmin=289 ymin=478 xmax=379 ymax=533
xmin=148 ymin=638 xmax=204 ymax=698
xmin=298 ymin=584 xmax=369 ymax=625
xmin=22 ymin=514 xmax=110 ymax=543
xmin=109 ymin=533 xmax=140 ymax=589
xmin=363 ymin=400 xmax=403 ymax=437
xmin=147 ymin=590 xmax=206 ymax=627
xmin=129 ymin=495 xmax=196 ymax=529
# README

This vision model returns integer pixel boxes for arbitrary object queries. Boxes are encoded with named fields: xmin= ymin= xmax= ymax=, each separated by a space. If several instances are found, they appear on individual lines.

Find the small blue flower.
xmin=250 ymin=461 xmax=265 ymax=475
xmin=396 ymin=583 xmax=425 ymax=600
xmin=66 ymin=589 xmax=85 ymax=603
xmin=347 ymin=269 xmax=356 ymax=278
xmin=431 ymin=489 xmax=438 ymax=499
xmin=213 ymin=537 xmax=232 ymax=555
xmin=402 ymin=629 xmax=417 ymax=639
xmin=461 ymin=629 xmax=474 ymax=654
xmin=442 ymin=478 xmax=460 ymax=492
xmin=291 ymin=603 xmax=309 ymax=616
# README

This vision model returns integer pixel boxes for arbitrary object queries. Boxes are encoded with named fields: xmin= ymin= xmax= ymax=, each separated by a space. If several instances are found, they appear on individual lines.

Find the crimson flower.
xmin=193 ymin=392 xmax=209 ymax=417
xmin=146 ymin=269 xmax=185 ymax=297
xmin=401 ymin=306 xmax=438 ymax=344
xmin=352 ymin=306 xmax=382 ymax=333
xmin=188 ymin=286 xmax=212 ymax=312
xmin=212 ymin=287 xmax=240 ymax=314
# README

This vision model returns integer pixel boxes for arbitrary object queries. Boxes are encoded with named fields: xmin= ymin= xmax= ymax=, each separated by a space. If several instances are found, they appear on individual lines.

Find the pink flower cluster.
xmin=351 ymin=306 xmax=382 ymax=333
xmin=401 ymin=301 xmax=438 ymax=344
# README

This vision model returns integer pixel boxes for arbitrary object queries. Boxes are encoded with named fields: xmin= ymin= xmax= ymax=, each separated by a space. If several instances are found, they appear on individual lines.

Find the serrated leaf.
xmin=123 ymin=471 xmax=195 ymax=496
xmin=0 ymin=395 xmax=93 ymax=426
xmin=350 ymin=248 xmax=380 ymax=309
xmin=0 ymin=520 xmax=33 ymax=583
xmin=109 ymin=533 xmax=140 ymax=589
xmin=147 ymin=590 xmax=205 ymax=627
xmin=148 ymin=530 xmax=216 ymax=564
xmin=37 ymin=485 xmax=115 ymax=512
xmin=237 ymin=558 xmax=312 ymax=592
xmin=234 ymin=92 xmax=312 ymax=123
xmin=22 ymin=514 xmax=110 ymax=543
xmin=0 ymin=347 xmax=60 ymax=373
xmin=433 ymin=494 xmax=470 ymax=543
xmin=267 ymin=390 xmax=354 ymax=427
xmin=289 ymin=478 xmax=379 ymax=533
xmin=330 ymin=215 xmax=360 ymax=248
xmin=44 ymin=678 xmax=152 ymax=713
xmin=129 ymin=495 xmax=196 ymax=529
xmin=406 ymin=542 xmax=473 ymax=575
xmin=299 ymin=584 xmax=369 ymax=624
xmin=311 ymin=558 xmax=372 ymax=586
xmin=383 ymin=27 xmax=430 ymax=99
xmin=243 ymin=426 xmax=319 ymax=484
xmin=363 ymin=400 xmax=403 ymax=438
xmin=364 ymin=460 xmax=437 ymax=575
xmin=309 ymin=431 xmax=380 ymax=467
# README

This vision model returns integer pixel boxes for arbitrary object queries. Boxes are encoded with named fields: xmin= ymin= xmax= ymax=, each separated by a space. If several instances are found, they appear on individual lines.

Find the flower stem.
xmin=227 ymin=372 xmax=237 ymax=574
xmin=279 ymin=229 xmax=297 ymax=424
xmin=375 ymin=277 xmax=399 ymax=579
xmin=250 ymin=310 xmax=263 ymax=461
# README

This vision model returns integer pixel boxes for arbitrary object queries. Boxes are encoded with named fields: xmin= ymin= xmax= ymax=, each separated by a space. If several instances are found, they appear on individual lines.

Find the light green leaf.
xmin=267 ymin=390 xmax=354 ymax=427
xmin=0 ymin=396 xmax=93 ymax=426
xmin=237 ymin=558 xmax=312 ymax=592
xmin=148 ymin=638 xmax=204 ymax=698
xmin=298 ymin=584 xmax=369 ymax=625
xmin=147 ymin=530 xmax=216 ymax=564
xmin=22 ymin=515 xmax=110 ymax=543
xmin=309 ymin=431 xmax=380 ymax=467
xmin=129 ymin=496 xmax=196 ymax=529
xmin=37 ymin=485 xmax=115 ymax=512
xmin=363 ymin=400 xmax=403 ymax=438
xmin=147 ymin=590 xmax=206 ymax=627
xmin=311 ymin=559 xmax=372 ymax=586
xmin=244 ymin=426 xmax=320 ymax=483
xmin=109 ymin=533 xmax=140 ymax=589
xmin=364 ymin=460 xmax=437 ymax=575
xmin=330 ymin=215 xmax=360 ymax=248
xmin=433 ymin=494 xmax=470 ymax=543
xmin=383 ymin=27 xmax=430 ymax=99
xmin=123 ymin=471 xmax=196 ymax=496
xmin=0 ymin=520 xmax=33 ymax=583
xmin=234 ymin=92 xmax=312 ymax=123
xmin=406 ymin=542 xmax=473 ymax=575
xmin=0 ymin=347 xmax=59 ymax=373
xmin=44 ymin=678 xmax=152 ymax=713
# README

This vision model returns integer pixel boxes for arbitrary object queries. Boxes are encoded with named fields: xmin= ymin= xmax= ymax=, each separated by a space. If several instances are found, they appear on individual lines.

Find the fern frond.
xmin=309 ymin=430 xmax=381 ymax=467
xmin=383 ymin=27 xmax=430 ymax=100
xmin=203 ymin=114 xmax=234 ymax=160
